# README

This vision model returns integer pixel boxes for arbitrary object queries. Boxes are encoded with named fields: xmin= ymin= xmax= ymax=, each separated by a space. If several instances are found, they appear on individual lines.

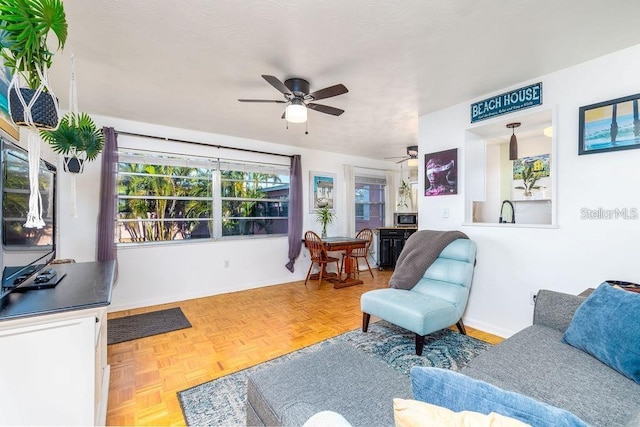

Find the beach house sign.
xmin=470 ymin=82 xmax=543 ymax=123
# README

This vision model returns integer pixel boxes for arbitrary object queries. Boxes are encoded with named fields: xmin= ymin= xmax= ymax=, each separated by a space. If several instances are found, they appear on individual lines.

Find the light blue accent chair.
xmin=361 ymin=238 xmax=477 ymax=355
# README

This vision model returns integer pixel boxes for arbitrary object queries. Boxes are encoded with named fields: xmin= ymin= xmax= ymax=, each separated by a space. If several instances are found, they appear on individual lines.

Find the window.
xmin=355 ymin=175 xmax=385 ymax=230
xmin=116 ymin=151 xmax=289 ymax=244
xmin=219 ymin=161 xmax=289 ymax=237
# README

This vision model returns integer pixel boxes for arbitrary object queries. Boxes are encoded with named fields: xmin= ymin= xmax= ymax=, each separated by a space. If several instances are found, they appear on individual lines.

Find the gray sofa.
xmin=246 ymin=290 xmax=640 ymax=426
xmin=460 ymin=290 xmax=640 ymax=426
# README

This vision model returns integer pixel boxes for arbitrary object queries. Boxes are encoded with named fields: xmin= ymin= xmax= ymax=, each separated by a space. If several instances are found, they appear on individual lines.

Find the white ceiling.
xmin=47 ymin=1 xmax=640 ymax=161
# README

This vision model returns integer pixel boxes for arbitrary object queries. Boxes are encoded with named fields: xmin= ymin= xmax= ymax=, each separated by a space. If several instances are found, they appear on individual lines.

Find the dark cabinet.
xmin=377 ymin=228 xmax=417 ymax=269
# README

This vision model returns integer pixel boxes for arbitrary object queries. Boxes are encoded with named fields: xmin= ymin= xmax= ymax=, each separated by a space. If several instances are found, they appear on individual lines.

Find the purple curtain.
xmin=285 ymin=155 xmax=303 ymax=272
xmin=97 ymin=127 xmax=118 ymax=262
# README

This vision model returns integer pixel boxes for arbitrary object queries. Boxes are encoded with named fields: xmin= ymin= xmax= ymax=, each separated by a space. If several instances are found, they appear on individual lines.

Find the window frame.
xmin=116 ymin=149 xmax=290 ymax=246
xmin=354 ymin=174 xmax=386 ymax=231
xmin=218 ymin=161 xmax=290 ymax=238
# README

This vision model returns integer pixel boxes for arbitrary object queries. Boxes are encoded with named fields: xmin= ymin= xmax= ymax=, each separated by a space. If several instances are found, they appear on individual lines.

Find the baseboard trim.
xmin=107 ymin=280 xmax=285 ymax=313
xmin=463 ymin=316 xmax=518 ymax=339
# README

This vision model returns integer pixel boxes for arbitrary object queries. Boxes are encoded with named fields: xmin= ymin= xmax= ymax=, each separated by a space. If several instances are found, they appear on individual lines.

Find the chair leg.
xmin=456 ymin=320 xmax=467 ymax=335
xmin=304 ymin=262 xmax=314 ymax=286
xmin=362 ymin=313 xmax=371 ymax=332
xmin=363 ymin=256 xmax=374 ymax=278
xmin=318 ymin=263 xmax=324 ymax=285
xmin=415 ymin=334 xmax=425 ymax=356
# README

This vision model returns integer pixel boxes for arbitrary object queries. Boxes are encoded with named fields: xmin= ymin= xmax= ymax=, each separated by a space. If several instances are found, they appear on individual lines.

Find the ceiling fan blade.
xmin=307 ymin=103 xmax=344 ymax=116
xmin=238 ymin=99 xmax=287 ymax=103
xmin=396 ymin=158 xmax=409 ymax=164
xmin=262 ymin=75 xmax=292 ymax=96
xmin=308 ymin=84 xmax=348 ymax=101
xmin=384 ymin=155 xmax=409 ymax=160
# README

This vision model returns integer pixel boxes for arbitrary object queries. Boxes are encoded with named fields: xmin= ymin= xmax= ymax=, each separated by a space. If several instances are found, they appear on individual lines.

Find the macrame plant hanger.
xmin=67 ymin=55 xmax=84 ymax=218
xmin=8 ymin=59 xmax=61 ymax=229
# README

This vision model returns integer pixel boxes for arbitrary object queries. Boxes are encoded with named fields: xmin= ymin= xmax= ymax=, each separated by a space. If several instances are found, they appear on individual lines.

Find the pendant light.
xmin=506 ymin=122 xmax=521 ymax=160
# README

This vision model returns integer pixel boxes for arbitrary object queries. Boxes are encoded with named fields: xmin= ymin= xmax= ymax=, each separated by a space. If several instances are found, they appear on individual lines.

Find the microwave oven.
xmin=394 ymin=212 xmax=418 ymax=227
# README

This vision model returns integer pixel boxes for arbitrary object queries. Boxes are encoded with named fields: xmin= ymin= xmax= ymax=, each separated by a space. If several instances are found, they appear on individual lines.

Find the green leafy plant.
xmin=315 ymin=205 xmax=336 ymax=237
xmin=397 ymin=180 xmax=411 ymax=208
xmin=515 ymin=165 xmax=542 ymax=197
xmin=40 ymin=112 xmax=105 ymax=161
xmin=0 ymin=0 xmax=68 ymax=90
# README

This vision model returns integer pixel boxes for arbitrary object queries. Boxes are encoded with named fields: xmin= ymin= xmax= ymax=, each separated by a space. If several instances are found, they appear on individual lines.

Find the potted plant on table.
xmin=40 ymin=112 xmax=105 ymax=173
xmin=515 ymin=165 xmax=542 ymax=197
xmin=0 ymin=0 xmax=67 ymax=129
xmin=315 ymin=201 xmax=336 ymax=239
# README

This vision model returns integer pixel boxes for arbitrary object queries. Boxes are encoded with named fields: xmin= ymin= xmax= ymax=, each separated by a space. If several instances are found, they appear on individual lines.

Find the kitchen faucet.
xmin=499 ymin=200 xmax=515 ymax=224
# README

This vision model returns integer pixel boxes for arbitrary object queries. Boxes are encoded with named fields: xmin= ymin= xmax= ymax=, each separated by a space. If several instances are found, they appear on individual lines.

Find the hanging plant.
xmin=397 ymin=180 xmax=411 ymax=208
xmin=0 ymin=0 xmax=68 ymax=129
xmin=40 ymin=112 xmax=105 ymax=173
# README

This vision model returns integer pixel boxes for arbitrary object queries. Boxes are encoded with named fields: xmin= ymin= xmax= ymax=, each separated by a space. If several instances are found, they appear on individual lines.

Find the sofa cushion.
xmin=563 ymin=283 xmax=640 ymax=384
xmin=461 ymin=324 xmax=639 ymax=426
xmin=533 ymin=290 xmax=586 ymax=333
xmin=393 ymin=398 xmax=529 ymax=427
xmin=410 ymin=367 xmax=587 ymax=427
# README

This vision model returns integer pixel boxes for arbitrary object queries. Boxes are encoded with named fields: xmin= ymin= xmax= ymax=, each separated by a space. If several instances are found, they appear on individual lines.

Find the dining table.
xmin=307 ymin=236 xmax=368 ymax=288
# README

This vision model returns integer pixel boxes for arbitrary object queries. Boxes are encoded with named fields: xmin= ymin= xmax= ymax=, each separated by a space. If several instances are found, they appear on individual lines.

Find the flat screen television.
xmin=0 ymin=136 xmax=56 ymax=300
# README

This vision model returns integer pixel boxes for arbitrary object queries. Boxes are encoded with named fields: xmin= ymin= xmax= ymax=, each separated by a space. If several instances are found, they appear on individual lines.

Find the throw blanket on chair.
xmin=389 ymin=230 xmax=469 ymax=290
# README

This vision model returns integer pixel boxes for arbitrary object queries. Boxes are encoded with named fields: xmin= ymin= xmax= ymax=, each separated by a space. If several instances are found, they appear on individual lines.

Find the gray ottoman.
xmin=246 ymin=342 xmax=411 ymax=426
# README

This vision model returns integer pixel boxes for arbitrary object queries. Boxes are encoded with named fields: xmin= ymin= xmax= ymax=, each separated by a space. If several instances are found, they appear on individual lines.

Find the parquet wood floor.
xmin=106 ymin=269 xmax=503 ymax=426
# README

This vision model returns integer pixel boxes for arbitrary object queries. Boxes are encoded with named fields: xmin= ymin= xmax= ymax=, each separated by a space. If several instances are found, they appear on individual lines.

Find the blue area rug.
xmin=177 ymin=321 xmax=492 ymax=426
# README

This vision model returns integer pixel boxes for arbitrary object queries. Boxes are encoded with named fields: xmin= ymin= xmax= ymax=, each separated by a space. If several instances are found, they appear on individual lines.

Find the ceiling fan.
xmin=238 ymin=75 xmax=348 ymax=123
xmin=386 ymin=146 xmax=419 ymax=165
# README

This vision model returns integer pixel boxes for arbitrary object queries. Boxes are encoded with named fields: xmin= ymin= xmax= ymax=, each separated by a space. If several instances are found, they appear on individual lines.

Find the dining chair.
xmin=304 ymin=231 xmax=341 ymax=286
xmin=341 ymin=228 xmax=374 ymax=278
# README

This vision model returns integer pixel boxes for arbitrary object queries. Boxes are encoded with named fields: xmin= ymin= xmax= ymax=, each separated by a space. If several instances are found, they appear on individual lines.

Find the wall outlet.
xmin=530 ymin=291 xmax=537 ymax=305
xmin=442 ymin=208 xmax=449 ymax=218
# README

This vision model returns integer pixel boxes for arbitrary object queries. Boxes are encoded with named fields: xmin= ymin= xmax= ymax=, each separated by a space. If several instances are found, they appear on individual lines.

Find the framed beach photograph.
xmin=425 ymin=148 xmax=457 ymax=196
xmin=579 ymin=93 xmax=640 ymax=155
xmin=309 ymin=171 xmax=336 ymax=212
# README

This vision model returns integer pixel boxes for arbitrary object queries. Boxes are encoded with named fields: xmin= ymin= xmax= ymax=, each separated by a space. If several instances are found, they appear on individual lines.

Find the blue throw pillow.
xmin=410 ymin=366 xmax=587 ymax=427
xmin=563 ymin=282 xmax=640 ymax=384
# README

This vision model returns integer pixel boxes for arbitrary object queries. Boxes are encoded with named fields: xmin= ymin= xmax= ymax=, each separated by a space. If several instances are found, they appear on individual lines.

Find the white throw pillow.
xmin=393 ymin=398 xmax=531 ymax=427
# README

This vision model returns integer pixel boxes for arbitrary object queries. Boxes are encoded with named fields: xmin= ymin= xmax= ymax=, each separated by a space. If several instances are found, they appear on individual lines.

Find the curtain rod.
xmin=115 ymin=130 xmax=294 ymax=159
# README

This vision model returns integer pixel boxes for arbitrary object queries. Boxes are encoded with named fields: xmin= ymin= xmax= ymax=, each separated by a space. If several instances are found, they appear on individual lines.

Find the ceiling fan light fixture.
xmin=407 ymin=157 xmax=419 ymax=168
xmin=285 ymin=99 xmax=308 ymax=123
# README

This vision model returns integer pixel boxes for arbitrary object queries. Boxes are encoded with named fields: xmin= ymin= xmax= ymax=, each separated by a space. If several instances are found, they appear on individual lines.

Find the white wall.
xmin=55 ymin=116 xmax=393 ymax=311
xmin=418 ymin=45 xmax=640 ymax=337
